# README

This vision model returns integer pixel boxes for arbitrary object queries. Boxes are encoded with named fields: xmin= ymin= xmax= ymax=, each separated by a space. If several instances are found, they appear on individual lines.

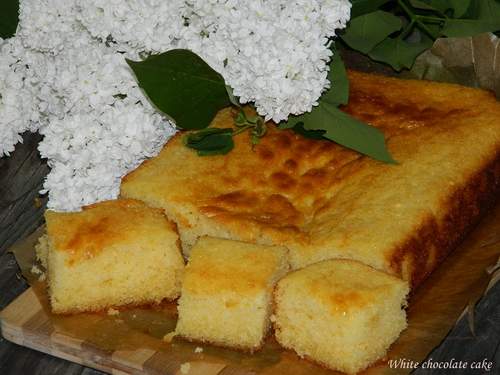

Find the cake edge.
xmin=390 ymin=149 xmax=500 ymax=289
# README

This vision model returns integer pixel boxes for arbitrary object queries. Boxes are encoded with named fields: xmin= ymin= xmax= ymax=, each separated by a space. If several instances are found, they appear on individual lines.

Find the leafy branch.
xmin=233 ymin=109 xmax=267 ymax=146
xmin=182 ymin=108 xmax=268 ymax=157
xmin=281 ymin=50 xmax=396 ymax=164
xmin=128 ymin=48 xmax=396 ymax=162
xmin=128 ymin=50 xmax=272 ymax=156
xmin=345 ymin=0 xmax=500 ymax=70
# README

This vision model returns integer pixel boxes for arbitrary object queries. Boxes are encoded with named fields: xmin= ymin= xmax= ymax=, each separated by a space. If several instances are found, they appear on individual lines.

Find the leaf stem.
xmin=232 ymin=124 xmax=254 ymax=136
xmin=416 ymin=15 xmax=445 ymax=23
xmin=231 ymin=107 xmax=267 ymax=147
xmin=397 ymin=0 xmax=416 ymax=19
xmin=397 ymin=0 xmax=439 ymax=40
xmin=400 ymin=19 xmax=416 ymax=40
xmin=415 ymin=19 xmax=439 ymax=40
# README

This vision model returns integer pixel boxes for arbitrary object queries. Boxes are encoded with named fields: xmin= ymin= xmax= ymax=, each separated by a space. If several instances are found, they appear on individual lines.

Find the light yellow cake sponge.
xmin=175 ymin=236 xmax=289 ymax=350
xmin=273 ymin=259 xmax=409 ymax=374
xmin=44 ymin=199 xmax=185 ymax=314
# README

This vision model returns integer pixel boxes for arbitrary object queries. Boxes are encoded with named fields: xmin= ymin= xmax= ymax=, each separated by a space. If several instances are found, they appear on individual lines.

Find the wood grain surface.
xmin=0 ymin=132 xmax=101 ymax=375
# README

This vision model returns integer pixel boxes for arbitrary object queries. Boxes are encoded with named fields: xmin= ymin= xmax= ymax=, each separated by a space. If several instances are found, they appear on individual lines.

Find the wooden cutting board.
xmin=1 ymin=203 xmax=500 ymax=375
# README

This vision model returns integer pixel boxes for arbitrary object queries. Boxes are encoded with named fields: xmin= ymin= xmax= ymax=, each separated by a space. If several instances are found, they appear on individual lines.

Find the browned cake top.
xmin=277 ymin=259 xmax=408 ymax=313
xmin=183 ymin=237 xmax=287 ymax=296
xmin=121 ymin=71 xmax=500 ymax=286
xmin=45 ymin=199 xmax=176 ymax=264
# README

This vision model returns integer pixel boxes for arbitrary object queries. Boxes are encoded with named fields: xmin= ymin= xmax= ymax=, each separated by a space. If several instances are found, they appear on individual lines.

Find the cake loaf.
xmin=121 ymin=71 xmax=500 ymax=288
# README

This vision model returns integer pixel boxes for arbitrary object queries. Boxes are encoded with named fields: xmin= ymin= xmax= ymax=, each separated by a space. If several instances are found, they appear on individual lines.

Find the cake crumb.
xmin=180 ymin=362 xmax=191 ymax=374
xmin=107 ymin=308 xmax=119 ymax=316
xmin=34 ymin=234 xmax=49 ymax=269
xmin=31 ymin=264 xmax=43 ymax=275
xmin=162 ymin=331 xmax=176 ymax=343
xmin=31 ymin=264 xmax=46 ymax=282
xmin=194 ymin=346 xmax=203 ymax=353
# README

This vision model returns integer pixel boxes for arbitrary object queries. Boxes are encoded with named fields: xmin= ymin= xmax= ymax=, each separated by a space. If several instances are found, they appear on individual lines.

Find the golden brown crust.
xmin=390 ymin=150 xmax=500 ymax=288
xmin=182 ymin=237 xmax=288 ymax=296
xmin=274 ymin=259 xmax=408 ymax=315
xmin=45 ymin=199 xmax=174 ymax=265
xmin=121 ymin=71 xmax=500 ymax=288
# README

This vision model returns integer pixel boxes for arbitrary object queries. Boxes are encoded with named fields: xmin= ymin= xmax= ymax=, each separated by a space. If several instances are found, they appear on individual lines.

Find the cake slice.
xmin=273 ymin=259 xmax=409 ymax=374
xmin=44 ymin=199 xmax=184 ymax=314
xmin=175 ymin=237 xmax=289 ymax=351
xmin=121 ymin=70 xmax=500 ymax=288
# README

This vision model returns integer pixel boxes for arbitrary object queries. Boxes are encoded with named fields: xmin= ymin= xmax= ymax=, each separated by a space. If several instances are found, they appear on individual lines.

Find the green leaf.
xmin=409 ymin=0 xmax=439 ymax=11
xmin=127 ymin=49 xmax=230 ymax=130
xmin=291 ymin=123 xmax=327 ymax=140
xmin=183 ymin=128 xmax=234 ymax=156
xmin=342 ymin=11 xmax=402 ymax=54
xmin=280 ymin=44 xmax=394 ymax=162
xmin=323 ymin=52 xmax=349 ymax=106
xmin=350 ymin=0 xmax=392 ymax=18
xmin=284 ymin=102 xmax=395 ymax=163
xmin=442 ymin=18 xmax=500 ymax=37
xmin=478 ymin=0 xmax=500 ymax=21
xmin=419 ymin=0 xmax=471 ymax=17
xmin=443 ymin=0 xmax=471 ymax=17
xmin=226 ymin=85 xmax=240 ymax=107
xmin=280 ymin=51 xmax=349 ymax=131
xmin=368 ymin=36 xmax=433 ymax=71
xmin=464 ymin=0 xmax=500 ymax=21
xmin=0 ymin=0 xmax=19 ymax=39
xmin=441 ymin=0 xmax=500 ymax=37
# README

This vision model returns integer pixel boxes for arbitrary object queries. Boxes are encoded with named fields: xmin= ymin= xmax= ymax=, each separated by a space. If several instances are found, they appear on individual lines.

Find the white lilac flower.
xmin=39 ymin=103 xmax=174 ymax=211
xmin=78 ymin=0 xmax=352 ymax=122
xmin=184 ymin=0 xmax=351 ymax=122
xmin=0 ymin=38 xmax=50 ymax=155
xmin=0 ymin=0 xmax=351 ymax=211
xmin=17 ymin=0 xmax=86 ymax=54
xmin=1 ymin=0 xmax=176 ymax=210
xmin=76 ymin=0 xmax=188 ymax=54
xmin=33 ymin=27 xmax=176 ymax=211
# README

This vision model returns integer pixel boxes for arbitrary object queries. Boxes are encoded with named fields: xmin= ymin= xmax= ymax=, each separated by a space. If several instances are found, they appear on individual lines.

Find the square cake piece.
xmin=175 ymin=236 xmax=289 ymax=351
xmin=44 ymin=199 xmax=184 ymax=314
xmin=121 ymin=71 xmax=500 ymax=288
xmin=273 ymin=259 xmax=409 ymax=374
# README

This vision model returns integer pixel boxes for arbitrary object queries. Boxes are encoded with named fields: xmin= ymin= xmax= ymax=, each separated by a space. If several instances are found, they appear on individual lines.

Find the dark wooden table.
xmin=0 ymin=133 xmax=499 ymax=375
